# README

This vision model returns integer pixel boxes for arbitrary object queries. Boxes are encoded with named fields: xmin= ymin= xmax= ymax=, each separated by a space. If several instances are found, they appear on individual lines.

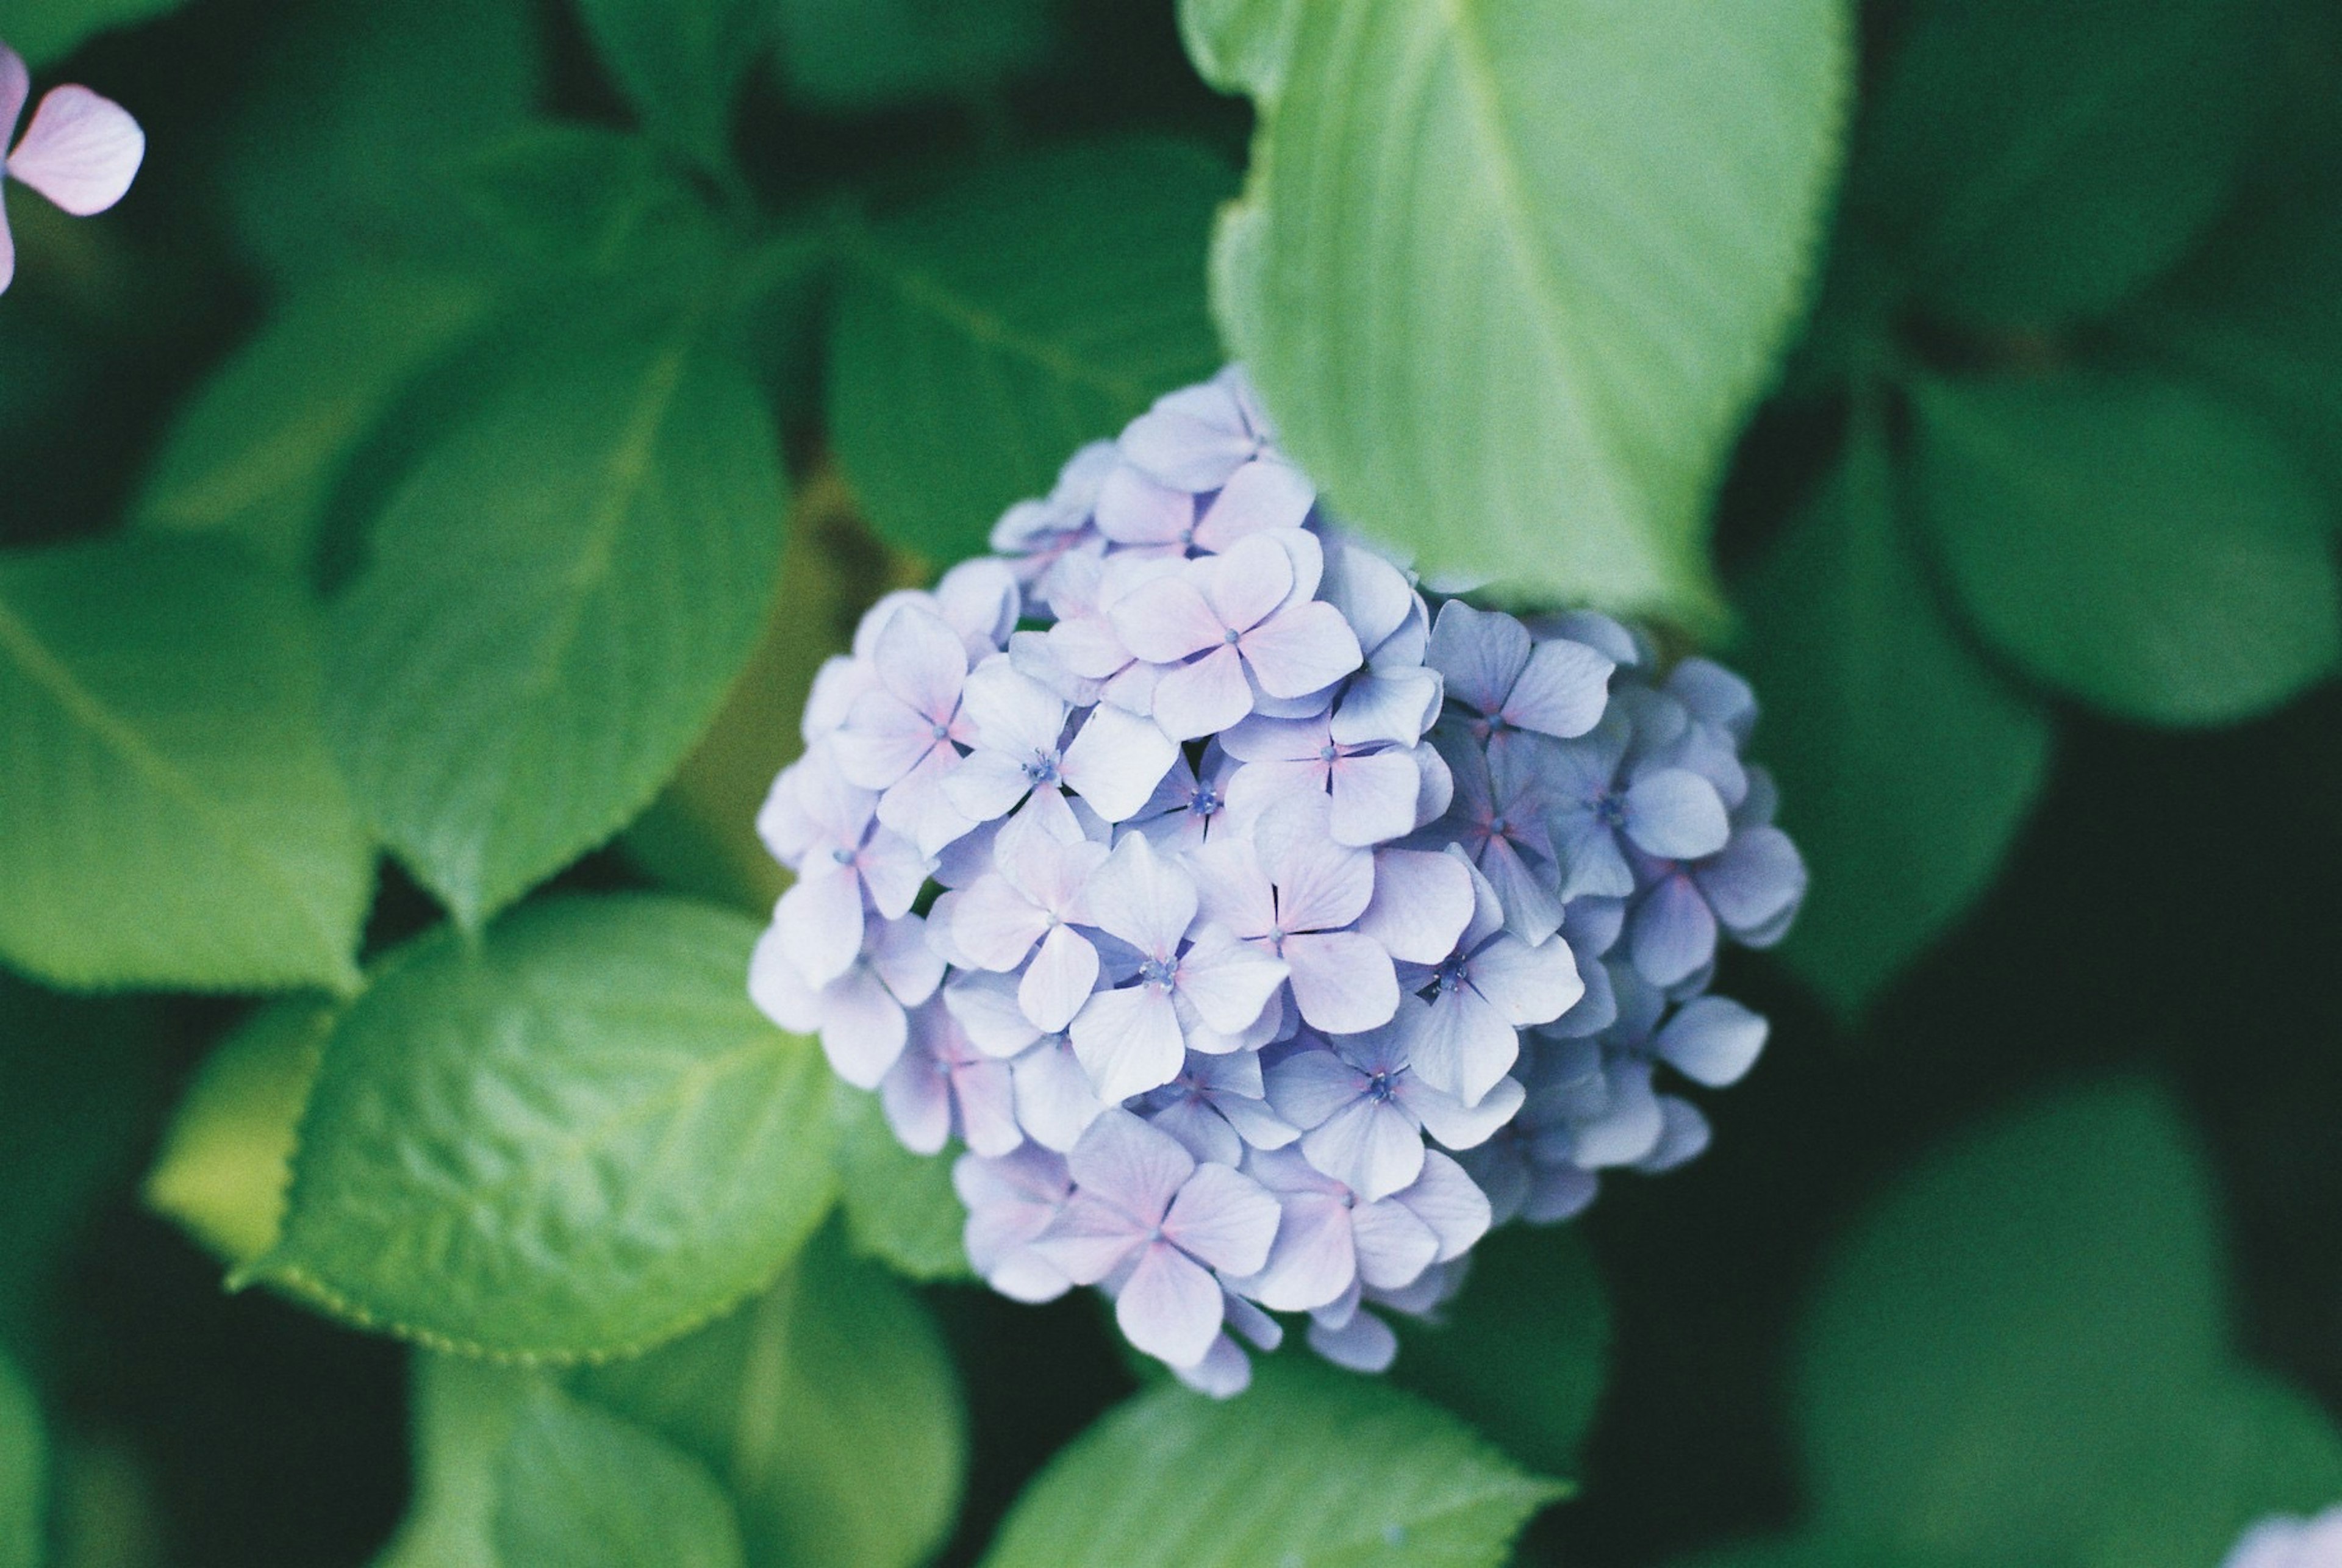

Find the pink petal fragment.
xmin=8 ymin=85 xmax=145 ymax=217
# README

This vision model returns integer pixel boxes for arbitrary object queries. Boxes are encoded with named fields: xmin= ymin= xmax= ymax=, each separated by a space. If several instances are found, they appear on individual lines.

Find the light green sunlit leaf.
xmin=1178 ymin=0 xmax=1302 ymax=106
xmin=374 ymin=1354 xmax=537 ymax=1568
xmin=0 ymin=535 xmax=371 ymax=994
xmin=1216 ymin=0 xmax=1849 ymax=622
xmin=252 ymin=895 xmax=840 ymax=1362
xmin=829 ymin=1086 xmax=973 ymax=1284
xmin=495 ymin=1385 xmax=747 ymax=1568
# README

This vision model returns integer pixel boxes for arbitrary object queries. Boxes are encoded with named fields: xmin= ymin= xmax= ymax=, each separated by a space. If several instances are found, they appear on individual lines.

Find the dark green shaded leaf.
xmin=1216 ymin=0 xmax=1849 ymax=622
xmin=828 ymin=138 xmax=1232 ymax=563
xmin=0 ymin=1351 xmax=41 ymax=1568
xmin=145 ymin=997 xmax=332 ymax=1267
xmin=1853 ymin=0 xmax=2267 ymax=326
xmin=579 ymin=1228 xmax=965 ymax=1568
xmin=10 ymin=0 xmax=184 ymax=66
xmin=1392 ymin=1225 xmax=1609 ymax=1481
xmin=828 ymin=1085 xmax=975 ymax=1283
xmin=495 ymin=1385 xmax=747 ymax=1568
xmin=0 ymin=535 xmax=371 ymax=993
xmin=1733 ymin=404 xmax=2051 ymax=1015
xmin=454 ymin=126 xmax=718 ymax=276
xmin=981 ymin=1356 xmax=1563 ymax=1567
xmin=1911 ymin=371 xmax=2340 ymax=726
xmin=576 ymin=0 xmax=768 ymax=177
xmin=770 ymin=0 xmax=1051 ymax=112
xmin=254 ymin=896 xmax=839 ymax=1362
xmin=326 ymin=296 xmax=787 ymax=928
xmin=135 ymin=268 xmax=495 ymax=573
xmin=215 ymin=0 xmax=542 ymax=280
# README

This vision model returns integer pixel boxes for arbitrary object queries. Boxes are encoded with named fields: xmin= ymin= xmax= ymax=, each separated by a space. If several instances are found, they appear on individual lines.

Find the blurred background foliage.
xmin=4 ymin=0 xmax=2342 ymax=1564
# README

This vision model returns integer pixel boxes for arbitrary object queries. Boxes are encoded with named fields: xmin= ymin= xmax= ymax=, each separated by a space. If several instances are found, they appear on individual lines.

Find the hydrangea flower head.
xmin=2224 ymin=1508 xmax=2342 ymax=1568
xmin=751 ymin=366 xmax=1808 ymax=1394
xmin=0 ymin=43 xmax=144 ymax=295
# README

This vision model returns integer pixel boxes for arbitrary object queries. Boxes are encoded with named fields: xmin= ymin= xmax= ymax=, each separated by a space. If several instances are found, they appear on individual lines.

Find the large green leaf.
xmin=1910 ymin=371 xmax=2339 ymax=726
xmin=135 ymin=268 xmax=495 ymax=574
xmin=145 ymin=997 xmax=333 ymax=1267
xmin=1796 ymin=1081 xmax=2342 ymax=1563
xmin=828 ymin=138 xmax=1233 ymax=563
xmin=579 ymin=1227 xmax=966 ymax=1568
xmin=0 ymin=1352 xmax=40 ymax=1568
xmin=1178 ymin=0 xmax=1303 ymax=105
xmin=1392 ymin=1225 xmax=1610 ymax=1482
xmin=1214 ymin=0 xmax=1849 ymax=621
xmin=215 ymin=0 xmax=542 ymax=281
xmin=982 ymin=1357 xmax=1563 ymax=1567
xmin=575 ymin=0 xmax=768 ymax=177
xmin=9 ymin=0 xmax=185 ymax=66
xmin=251 ymin=896 xmax=840 ymax=1362
xmin=1733 ymin=402 xmax=2052 ymax=1015
xmin=1851 ymin=0 xmax=2266 ymax=327
xmin=495 ymin=1385 xmax=747 ymax=1568
xmin=326 ymin=295 xmax=787 ymax=928
xmin=0 ymin=535 xmax=371 ymax=993
xmin=374 ymin=1355 xmax=537 ymax=1568
xmin=828 ymin=1086 xmax=974 ymax=1284
xmin=770 ymin=0 xmax=1051 ymax=112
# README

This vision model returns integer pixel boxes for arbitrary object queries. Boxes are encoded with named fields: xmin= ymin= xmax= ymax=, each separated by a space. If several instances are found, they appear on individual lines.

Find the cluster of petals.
xmin=752 ymin=367 xmax=1808 ymax=1395
xmin=0 ymin=43 xmax=144 ymax=295
xmin=2224 ymin=1508 xmax=2342 ymax=1568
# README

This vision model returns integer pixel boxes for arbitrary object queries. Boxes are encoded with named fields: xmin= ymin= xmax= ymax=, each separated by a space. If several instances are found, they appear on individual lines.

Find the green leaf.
xmin=252 ymin=895 xmax=840 ymax=1362
xmin=8 ymin=0 xmax=184 ymax=66
xmin=135 ymin=268 xmax=495 ymax=574
xmin=0 ymin=535 xmax=371 ymax=993
xmin=829 ymin=1085 xmax=975 ymax=1283
xmin=215 ymin=0 xmax=542 ymax=281
xmin=1852 ymin=0 xmax=2267 ymax=327
xmin=770 ymin=0 xmax=1051 ymax=112
xmin=1178 ymin=0 xmax=1302 ymax=105
xmin=374 ymin=1355 xmax=538 ymax=1568
xmin=1732 ymin=401 xmax=2052 ymax=1015
xmin=495 ymin=1385 xmax=747 ymax=1568
xmin=0 ymin=1351 xmax=41 ymax=1568
xmin=982 ymin=1356 xmax=1563 ymax=1567
xmin=454 ymin=127 xmax=722 ymax=277
xmin=1391 ymin=1225 xmax=1609 ymax=1481
xmin=578 ymin=1227 xmax=965 ymax=1568
xmin=1910 ymin=371 xmax=2340 ymax=726
xmin=828 ymin=138 xmax=1233 ymax=563
xmin=1794 ymin=1081 xmax=2342 ymax=1561
xmin=576 ymin=0 xmax=767 ymax=177
xmin=145 ymin=998 xmax=332 ymax=1267
xmin=326 ymin=294 xmax=787 ymax=928
xmin=1214 ymin=0 xmax=1849 ymax=623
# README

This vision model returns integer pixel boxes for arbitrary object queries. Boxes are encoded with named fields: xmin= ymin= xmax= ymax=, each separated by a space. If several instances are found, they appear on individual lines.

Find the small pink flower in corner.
xmin=0 ymin=41 xmax=146 ymax=295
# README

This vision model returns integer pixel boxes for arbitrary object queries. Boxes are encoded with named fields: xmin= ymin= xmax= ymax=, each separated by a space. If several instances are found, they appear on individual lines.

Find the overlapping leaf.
xmin=495 ymin=1385 xmax=747 ymax=1568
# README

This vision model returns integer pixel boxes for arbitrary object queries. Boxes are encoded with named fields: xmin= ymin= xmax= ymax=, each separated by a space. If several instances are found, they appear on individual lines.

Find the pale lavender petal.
xmin=933 ymin=557 xmax=1020 ymax=650
xmin=955 ymin=1056 xmax=1024 ymax=1156
xmin=1695 ymin=825 xmax=1807 ymax=938
xmin=1068 ymin=1106 xmax=1195 ymax=1217
xmin=1109 ymin=573 xmax=1225 ymax=663
xmin=1331 ymin=667 xmax=1442 ymax=748
xmin=1282 ymin=931 xmax=1399 ymax=1034
xmin=1573 ymin=1064 xmax=1665 ymax=1168
xmin=858 ymin=828 xmax=929 ymax=919
xmin=1192 ymin=456 xmax=1315 ymax=549
xmin=1630 ymin=875 xmax=1718 ymax=989
xmin=1475 ymin=834 xmax=1564 ymax=945
xmin=1469 ymin=933 xmax=1583 ymax=1028
xmin=1079 ymin=832 xmax=1197 ymax=956
xmin=1253 ymin=795 xmax=1375 ymax=929
xmin=1070 ymin=986 xmax=1187 ymax=1103
xmin=1406 ymin=1074 xmax=1524 ymax=1151
xmin=1219 ymin=712 xmax=1320 ymax=764
xmin=1401 ymin=986 xmax=1520 ymax=1107
xmin=1413 ymin=734 xmax=1456 ymax=829
xmin=1236 ymin=1192 xmax=1355 ymax=1311
xmin=6 ymin=86 xmax=142 ymax=215
xmin=1655 ymin=995 xmax=1768 ymax=1087
xmin=943 ymin=972 xmax=1040 ymax=1057
xmin=815 ymin=965 xmax=909 ymax=1089
xmin=868 ymin=914 xmax=946 ymax=1005
xmin=1032 ymin=1192 xmax=1147 ymax=1283
xmin=1523 ymin=1164 xmax=1599 ymax=1225
xmin=0 ymin=47 xmax=26 ymax=146
xmin=1019 ymin=924 xmax=1100 ymax=1034
xmin=1262 ymin=1048 xmax=1366 ymax=1130
xmin=833 ymin=693 xmax=944 ymax=790
xmin=947 ymin=872 xmax=1050 ymax=970
xmin=1553 ymin=808 xmax=1637 ymax=901
xmin=1424 ymin=601 xmax=1531 ymax=715
xmin=1634 ymin=1097 xmax=1711 ymax=1173
xmin=1121 ymin=382 xmax=1256 ymax=489
xmin=1501 ymin=637 xmax=1612 ymax=738
xmin=1 ymin=195 xmax=18 ymax=300
xmin=747 ymin=925 xmax=820 ymax=1034
xmin=1543 ymin=950 xmax=1618 ymax=1037
xmin=1215 ymin=1087 xmax=1300 ymax=1150
xmin=1667 ymin=657 xmax=1757 ymax=742
xmin=873 ymin=604 xmax=969 ymax=719
xmin=941 ymin=747 xmax=1035 ymax=823
xmin=1307 ymin=1308 xmax=1397 ymax=1373
xmin=1539 ymin=609 xmax=1643 ymax=667
xmin=1151 ymin=645 xmax=1253 ymax=740
xmin=1172 ymin=926 xmax=1289 ymax=1035
xmin=1240 ymin=601 xmax=1363 ymax=699
xmin=1199 ymin=532 xmax=1295 ymax=632
xmin=1173 ymin=1334 xmax=1253 ymax=1398
xmin=1299 ymin=1097 xmax=1425 ymax=1202
xmin=1150 ymin=1095 xmax=1244 ymax=1166
xmin=1162 ymin=1162 xmax=1281 ymax=1275
xmin=1095 ymin=463 xmax=1194 ymax=547
xmin=877 ymin=751 xmax=978 ymax=859
xmin=1011 ymin=1036 xmax=1103 ymax=1151
xmin=1622 ymin=768 xmax=1730 ymax=860
xmin=773 ymin=861 xmax=866 ymax=986
xmin=1348 ymin=1198 xmax=1439 ymax=1291
xmin=1392 ymin=1149 xmax=1491 ymax=1261
xmin=1116 ymin=1244 xmax=1225 ymax=1368
xmin=1356 ymin=848 xmax=1477 ymax=964
xmin=879 ymin=1042 xmax=953 ymax=1155
xmin=802 ymin=655 xmax=874 ymax=741
xmin=960 ymin=656 xmax=1066 ymax=757
xmin=1057 ymin=703 xmax=1178 ymax=822
xmin=1327 ymin=750 xmax=1423 ymax=847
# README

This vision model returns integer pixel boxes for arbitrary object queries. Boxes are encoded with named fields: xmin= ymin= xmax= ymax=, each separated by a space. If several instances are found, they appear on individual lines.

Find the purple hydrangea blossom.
xmin=749 ymin=363 xmax=1806 ymax=1391
xmin=0 ymin=45 xmax=144 ymax=295
xmin=2224 ymin=1509 xmax=2342 ymax=1568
